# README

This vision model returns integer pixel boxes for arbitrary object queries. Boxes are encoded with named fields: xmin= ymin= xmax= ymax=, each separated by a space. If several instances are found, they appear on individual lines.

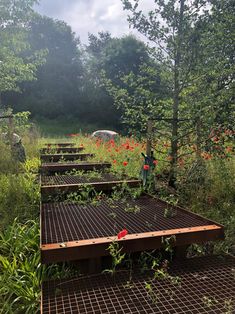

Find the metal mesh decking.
xmin=40 ymin=153 xmax=94 ymax=162
xmin=41 ymin=195 xmax=219 ymax=243
xmin=40 ymin=147 xmax=84 ymax=154
xmin=40 ymin=162 xmax=111 ymax=174
xmin=44 ymin=143 xmax=75 ymax=147
xmin=41 ymin=254 xmax=235 ymax=314
xmin=41 ymin=173 xmax=139 ymax=186
xmin=40 ymin=174 xmax=141 ymax=196
xmin=40 ymin=195 xmax=224 ymax=263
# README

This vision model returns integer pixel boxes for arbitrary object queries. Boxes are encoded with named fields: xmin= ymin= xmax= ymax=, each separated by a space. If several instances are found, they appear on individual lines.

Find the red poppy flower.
xmin=113 ymin=159 xmax=117 ymax=164
xmin=117 ymin=229 xmax=128 ymax=239
xmin=123 ymin=161 xmax=128 ymax=166
xmin=143 ymin=164 xmax=150 ymax=170
xmin=153 ymin=160 xmax=158 ymax=165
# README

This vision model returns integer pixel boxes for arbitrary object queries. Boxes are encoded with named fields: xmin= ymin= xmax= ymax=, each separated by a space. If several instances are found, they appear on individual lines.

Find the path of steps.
xmin=39 ymin=142 xmax=234 ymax=314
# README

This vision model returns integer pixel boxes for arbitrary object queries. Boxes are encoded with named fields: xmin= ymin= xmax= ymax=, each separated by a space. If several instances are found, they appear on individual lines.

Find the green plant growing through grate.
xmin=104 ymin=240 xmax=126 ymax=275
xmin=202 ymin=296 xmax=219 ymax=308
xmin=164 ymin=206 xmax=177 ymax=218
xmin=65 ymin=185 xmax=104 ymax=206
xmin=124 ymin=203 xmax=141 ymax=213
xmin=65 ymin=169 xmax=103 ymax=180
xmin=111 ymin=181 xmax=143 ymax=201
xmin=224 ymin=299 xmax=233 ymax=314
xmin=162 ymin=235 xmax=176 ymax=260
xmin=145 ymin=281 xmax=158 ymax=305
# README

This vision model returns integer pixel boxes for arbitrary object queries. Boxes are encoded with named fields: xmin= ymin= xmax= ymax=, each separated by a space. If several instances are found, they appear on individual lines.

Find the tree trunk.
xmin=169 ymin=0 xmax=185 ymax=188
xmin=195 ymin=118 xmax=202 ymax=160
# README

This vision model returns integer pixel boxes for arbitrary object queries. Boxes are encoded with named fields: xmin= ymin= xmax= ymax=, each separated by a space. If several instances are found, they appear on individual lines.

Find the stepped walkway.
xmin=39 ymin=142 xmax=234 ymax=314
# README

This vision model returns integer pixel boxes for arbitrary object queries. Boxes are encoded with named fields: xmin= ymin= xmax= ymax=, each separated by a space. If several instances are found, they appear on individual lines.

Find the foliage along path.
xmin=39 ymin=139 xmax=234 ymax=314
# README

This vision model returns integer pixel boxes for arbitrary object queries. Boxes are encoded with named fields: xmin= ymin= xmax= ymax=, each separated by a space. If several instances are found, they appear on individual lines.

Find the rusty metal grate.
xmin=44 ymin=143 xmax=75 ymax=147
xmin=40 ymin=153 xmax=94 ymax=162
xmin=40 ymin=162 xmax=111 ymax=175
xmin=41 ymin=254 xmax=235 ymax=314
xmin=40 ymin=173 xmax=141 ymax=195
xmin=41 ymin=173 xmax=138 ymax=186
xmin=40 ymin=195 xmax=224 ymax=263
xmin=40 ymin=147 xmax=84 ymax=154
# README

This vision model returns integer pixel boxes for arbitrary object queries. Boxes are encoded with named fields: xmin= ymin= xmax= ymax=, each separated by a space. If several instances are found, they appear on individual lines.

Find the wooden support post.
xmin=8 ymin=115 xmax=14 ymax=151
xmin=196 ymin=118 xmax=202 ymax=160
xmin=146 ymin=120 xmax=153 ymax=157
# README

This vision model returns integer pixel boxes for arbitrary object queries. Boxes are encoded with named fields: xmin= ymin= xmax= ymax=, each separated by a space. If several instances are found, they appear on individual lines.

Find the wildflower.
xmin=123 ymin=161 xmax=128 ymax=166
xmin=224 ymin=129 xmax=233 ymax=136
xmin=113 ymin=159 xmax=117 ymax=164
xmin=212 ymin=136 xmax=220 ymax=143
xmin=226 ymin=146 xmax=232 ymax=153
xmin=117 ymin=229 xmax=128 ymax=239
xmin=153 ymin=160 xmax=158 ymax=165
xmin=201 ymin=152 xmax=212 ymax=160
xmin=68 ymin=133 xmax=78 ymax=137
xmin=143 ymin=164 xmax=150 ymax=170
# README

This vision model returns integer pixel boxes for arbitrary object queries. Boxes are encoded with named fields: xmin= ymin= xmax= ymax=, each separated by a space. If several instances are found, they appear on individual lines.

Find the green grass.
xmin=34 ymin=116 xmax=116 ymax=137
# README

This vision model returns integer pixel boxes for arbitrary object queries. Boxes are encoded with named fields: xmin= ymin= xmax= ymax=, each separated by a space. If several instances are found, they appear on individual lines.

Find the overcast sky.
xmin=34 ymin=0 xmax=155 ymax=44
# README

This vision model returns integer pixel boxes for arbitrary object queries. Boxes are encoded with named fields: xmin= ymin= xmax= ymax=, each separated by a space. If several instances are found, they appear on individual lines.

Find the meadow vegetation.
xmin=0 ymin=125 xmax=234 ymax=312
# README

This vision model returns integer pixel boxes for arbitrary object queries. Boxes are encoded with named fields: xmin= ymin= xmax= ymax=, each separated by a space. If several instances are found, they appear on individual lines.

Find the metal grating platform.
xmin=40 ymin=174 xmax=141 ymax=195
xmin=40 ymin=195 xmax=224 ymax=263
xmin=40 ymin=147 xmax=84 ymax=154
xmin=40 ymin=162 xmax=111 ymax=175
xmin=40 ymin=153 xmax=94 ymax=162
xmin=41 ymin=254 xmax=235 ymax=314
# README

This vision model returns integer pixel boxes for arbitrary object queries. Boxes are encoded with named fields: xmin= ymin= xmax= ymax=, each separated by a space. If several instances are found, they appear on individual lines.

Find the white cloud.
xmin=35 ymin=0 xmax=154 ymax=44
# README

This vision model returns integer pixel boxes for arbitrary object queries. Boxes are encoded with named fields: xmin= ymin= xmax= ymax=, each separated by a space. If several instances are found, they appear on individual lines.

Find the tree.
xmin=121 ymin=0 xmax=219 ymax=186
xmin=0 ymin=0 xmax=43 ymax=105
xmin=85 ymin=32 xmax=153 ymax=129
xmin=103 ymin=61 xmax=169 ymax=137
xmin=5 ymin=15 xmax=84 ymax=118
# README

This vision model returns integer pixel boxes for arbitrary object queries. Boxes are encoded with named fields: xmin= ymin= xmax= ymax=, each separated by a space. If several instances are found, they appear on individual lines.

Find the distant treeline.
xmin=2 ymin=14 xmax=154 ymax=130
xmin=1 ymin=0 xmax=234 ymax=137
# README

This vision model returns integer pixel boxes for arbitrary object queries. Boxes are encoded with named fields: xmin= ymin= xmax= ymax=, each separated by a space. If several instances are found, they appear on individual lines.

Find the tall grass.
xmin=180 ymin=158 xmax=235 ymax=252
xmin=0 ymin=220 xmax=80 ymax=314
